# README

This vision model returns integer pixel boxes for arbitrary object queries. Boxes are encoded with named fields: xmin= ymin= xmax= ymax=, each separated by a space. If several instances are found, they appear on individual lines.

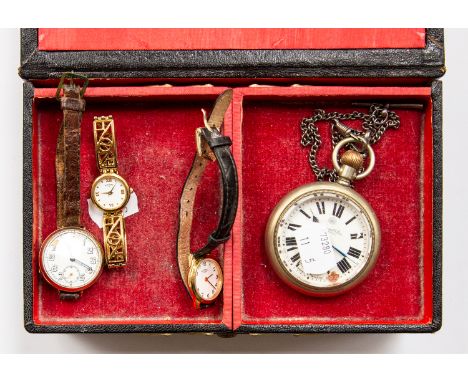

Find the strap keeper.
xmin=201 ymin=128 xmax=232 ymax=149
xmin=207 ymin=135 xmax=232 ymax=149
xmin=208 ymin=233 xmax=231 ymax=246
xmin=61 ymin=97 xmax=86 ymax=112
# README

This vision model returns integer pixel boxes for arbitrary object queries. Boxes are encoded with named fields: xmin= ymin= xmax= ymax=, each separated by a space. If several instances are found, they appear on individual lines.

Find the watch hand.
xmin=70 ymin=258 xmax=92 ymax=271
xmin=332 ymin=245 xmax=346 ymax=257
xmin=108 ymin=182 xmax=117 ymax=194
xmin=102 ymin=182 xmax=117 ymax=195
xmin=332 ymin=246 xmax=358 ymax=265
xmin=205 ymin=275 xmax=216 ymax=288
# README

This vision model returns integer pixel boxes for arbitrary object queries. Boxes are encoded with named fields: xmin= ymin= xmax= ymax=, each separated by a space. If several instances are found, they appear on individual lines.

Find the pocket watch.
xmin=177 ymin=90 xmax=238 ymax=309
xmin=39 ymin=73 xmax=104 ymax=300
xmin=265 ymin=105 xmax=401 ymax=297
xmin=91 ymin=116 xmax=132 ymax=268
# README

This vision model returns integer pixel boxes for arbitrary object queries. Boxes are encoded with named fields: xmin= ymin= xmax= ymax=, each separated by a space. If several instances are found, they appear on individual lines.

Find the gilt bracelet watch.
xmin=91 ymin=116 xmax=132 ymax=268
xmin=39 ymin=73 xmax=104 ymax=300
xmin=177 ymin=89 xmax=238 ymax=309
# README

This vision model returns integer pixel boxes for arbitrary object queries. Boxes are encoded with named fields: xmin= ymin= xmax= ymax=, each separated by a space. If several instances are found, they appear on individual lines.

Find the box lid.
xmin=19 ymin=28 xmax=445 ymax=80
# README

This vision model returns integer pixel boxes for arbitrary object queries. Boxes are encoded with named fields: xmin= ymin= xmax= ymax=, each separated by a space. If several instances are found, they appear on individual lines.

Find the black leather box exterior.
xmin=19 ymin=29 xmax=444 ymax=81
xmin=20 ymin=28 xmax=444 ymax=334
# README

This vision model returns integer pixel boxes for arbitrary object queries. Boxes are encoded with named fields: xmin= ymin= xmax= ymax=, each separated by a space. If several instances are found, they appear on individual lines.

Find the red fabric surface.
xmin=232 ymin=86 xmax=433 ymax=328
xmin=32 ymin=87 xmax=232 ymax=326
xmin=31 ymin=84 xmax=434 ymax=329
xmin=38 ymin=28 xmax=426 ymax=51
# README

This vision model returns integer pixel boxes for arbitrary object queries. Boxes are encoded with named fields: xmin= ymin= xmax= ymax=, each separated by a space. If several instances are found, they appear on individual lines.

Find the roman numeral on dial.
xmin=316 ymin=201 xmax=325 ymax=215
xmin=285 ymin=237 xmax=297 ymax=246
xmin=337 ymin=258 xmax=351 ymax=273
xmin=345 ymin=216 xmax=357 ymax=225
xmin=347 ymin=247 xmax=362 ymax=258
xmin=332 ymin=203 xmax=345 ymax=218
xmin=287 ymin=223 xmax=301 ymax=231
xmin=350 ymin=233 xmax=364 ymax=240
xmin=300 ymin=209 xmax=319 ymax=222
xmin=299 ymin=209 xmax=311 ymax=219
xmin=290 ymin=253 xmax=301 ymax=263
xmin=285 ymin=237 xmax=298 ymax=251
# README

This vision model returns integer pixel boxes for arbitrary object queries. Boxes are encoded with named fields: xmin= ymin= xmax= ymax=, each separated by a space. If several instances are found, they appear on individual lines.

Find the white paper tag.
xmin=296 ymin=224 xmax=336 ymax=274
xmin=87 ymin=192 xmax=139 ymax=228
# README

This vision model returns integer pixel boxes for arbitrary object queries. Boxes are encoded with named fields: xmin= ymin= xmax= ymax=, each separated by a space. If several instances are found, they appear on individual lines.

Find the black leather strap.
xmin=193 ymin=127 xmax=238 ymax=257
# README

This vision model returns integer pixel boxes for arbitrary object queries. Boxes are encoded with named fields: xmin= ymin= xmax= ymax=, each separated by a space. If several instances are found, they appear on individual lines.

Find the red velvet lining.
xmin=232 ymin=86 xmax=433 ymax=328
xmin=31 ymin=84 xmax=435 ymax=330
xmin=38 ymin=29 xmax=426 ymax=51
xmin=32 ymin=86 xmax=233 ymax=327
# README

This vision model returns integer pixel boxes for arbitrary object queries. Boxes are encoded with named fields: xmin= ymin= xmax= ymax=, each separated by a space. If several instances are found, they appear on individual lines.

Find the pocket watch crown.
xmin=340 ymin=150 xmax=364 ymax=170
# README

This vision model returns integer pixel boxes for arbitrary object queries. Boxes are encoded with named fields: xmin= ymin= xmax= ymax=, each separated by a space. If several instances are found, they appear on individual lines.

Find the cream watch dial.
xmin=92 ymin=174 xmax=129 ymax=211
xmin=266 ymin=183 xmax=380 ymax=296
xmin=193 ymin=258 xmax=223 ymax=302
xmin=40 ymin=228 xmax=103 ymax=292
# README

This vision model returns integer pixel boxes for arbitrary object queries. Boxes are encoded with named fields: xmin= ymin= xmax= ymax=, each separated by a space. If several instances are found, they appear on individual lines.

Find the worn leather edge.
xmin=24 ymin=322 xmax=232 ymax=334
xmin=431 ymin=80 xmax=443 ymax=332
xmin=23 ymin=81 xmax=34 ymax=332
xmin=235 ymin=323 xmax=441 ymax=334
xmin=19 ymin=29 xmax=445 ymax=80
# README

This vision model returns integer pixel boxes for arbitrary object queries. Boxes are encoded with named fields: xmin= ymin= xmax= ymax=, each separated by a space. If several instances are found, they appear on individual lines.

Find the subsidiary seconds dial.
xmin=265 ymin=182 xmax=380 ymax=296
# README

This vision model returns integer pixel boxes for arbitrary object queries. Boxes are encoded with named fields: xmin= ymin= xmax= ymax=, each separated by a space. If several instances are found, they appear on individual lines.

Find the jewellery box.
xmin=20 ymin=28 xmax=444 ymax=334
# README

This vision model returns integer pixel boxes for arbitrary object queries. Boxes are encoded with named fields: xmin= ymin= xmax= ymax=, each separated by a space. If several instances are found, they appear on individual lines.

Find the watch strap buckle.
xmin=56 ymin=72 xmax=89 ymax=100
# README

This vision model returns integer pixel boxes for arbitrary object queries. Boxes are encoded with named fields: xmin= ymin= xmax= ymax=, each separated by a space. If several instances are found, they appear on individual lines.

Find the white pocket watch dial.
xmin=39 ymin=228 xmax=104 ymax=292
xmin=266 ymin=183 xmax=380 ymax=296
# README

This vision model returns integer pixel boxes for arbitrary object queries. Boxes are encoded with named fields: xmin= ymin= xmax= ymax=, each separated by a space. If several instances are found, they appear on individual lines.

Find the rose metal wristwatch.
xmin=39 ymin=73 xmax=104 ymax=300
xmin=91 ymin=116 xmax=132 ymax=268
xmin=177 ymin=89 xmax=238 ymax=309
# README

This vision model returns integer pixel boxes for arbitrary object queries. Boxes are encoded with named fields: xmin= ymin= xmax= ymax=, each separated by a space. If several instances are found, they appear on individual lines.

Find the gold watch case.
xmin=90 ymin=172 xmax=131 ymax=212
xmin=39 ymin=227 xmax=105 ymax=293
xmin=265 ymin=181 xmax=381 ymax=297
xmin=187 ymin=255 xmax=224 ymax=306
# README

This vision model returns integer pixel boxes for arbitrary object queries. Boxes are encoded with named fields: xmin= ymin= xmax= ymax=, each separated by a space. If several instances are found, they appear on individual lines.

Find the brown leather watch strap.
xmin=56 ymin=83 xmax=86 ymax=229
xmin=177 ymin=154 xmax=209 ymax=290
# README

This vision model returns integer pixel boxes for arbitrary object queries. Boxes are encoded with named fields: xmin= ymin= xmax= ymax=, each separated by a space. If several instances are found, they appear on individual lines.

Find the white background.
xmin=0 ymin=28 xmax=466 ymax=354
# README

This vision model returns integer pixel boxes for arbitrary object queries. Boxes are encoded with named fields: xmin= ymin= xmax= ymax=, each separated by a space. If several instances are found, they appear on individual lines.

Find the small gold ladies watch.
xmin=91 ymin=116 xmax=132 ymax=268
